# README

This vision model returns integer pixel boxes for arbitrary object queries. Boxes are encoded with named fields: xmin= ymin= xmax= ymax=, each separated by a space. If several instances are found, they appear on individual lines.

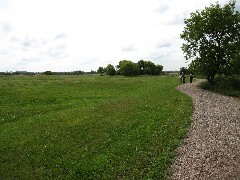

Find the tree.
xmin=124 ymin=62 xmax=140 ymax=76
xmin=117 ymin=60 xmax=140 ymax=76
xmin=143 ymin=61 xmax=155 ymax=75
xmin=115 ymin=60 xmax=163 ymax=76
xmin=138 ymin=60 xmax=163 ymax=75
xmin=181 ymin=0 xmax=240 ymax=84
xmin=154 ymin=65 xmax=163 ymax=75
xmin=105 ymin=64 xmax=116 ymax=76
xmin=44 ymin=71 xmax=53 ymax=75
xmin=180 ymin=67 xmax=190 ymax=75
xmin=72 ymin=70 xmax=84 ymax=75
xmin=97 ymin=67 xmax=104 ymax=75
xmin=138 ymin=60 xmax=145 ymax=75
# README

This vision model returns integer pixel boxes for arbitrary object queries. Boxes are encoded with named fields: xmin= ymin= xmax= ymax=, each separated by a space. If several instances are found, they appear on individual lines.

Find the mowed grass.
xmin=0 ymin=75 xmax=192 ymax=179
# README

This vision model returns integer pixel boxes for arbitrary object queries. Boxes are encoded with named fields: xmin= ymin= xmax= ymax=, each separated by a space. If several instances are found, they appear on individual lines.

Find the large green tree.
xmin=138 ymin=60 xmax=163 ymax=75
xmin=117 ymin=60 xmax=140 ymax=76
xmin=97 ymin=67 xmax=104 ymax=75
xmin=117 ymin=60 xmax=163 ymax=76
xmin=181 ymin=0 xmax=240 ymax=84
xmin=105 ymin=64 xmax=116 ymax=76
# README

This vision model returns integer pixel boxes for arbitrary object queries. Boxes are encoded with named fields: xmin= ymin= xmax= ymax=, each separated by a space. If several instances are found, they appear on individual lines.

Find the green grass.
xmin=0 ymin=75 xmax=192 ymax=179
xmin=200 ymin=77 xmax=240 ymax=98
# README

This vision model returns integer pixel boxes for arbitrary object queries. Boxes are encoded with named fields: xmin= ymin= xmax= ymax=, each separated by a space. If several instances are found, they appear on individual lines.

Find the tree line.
xmin=97 ymin=60 xmax=163 ymax=76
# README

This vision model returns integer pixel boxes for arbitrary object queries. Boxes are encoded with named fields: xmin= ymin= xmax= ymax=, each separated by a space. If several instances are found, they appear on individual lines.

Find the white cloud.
xmin=0 ymin=0 xmax=231 ymax=72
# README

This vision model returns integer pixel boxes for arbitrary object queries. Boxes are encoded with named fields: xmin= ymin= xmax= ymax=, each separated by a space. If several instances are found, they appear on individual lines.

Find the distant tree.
xmin=91 ymin=70 xmax=97 ymax=74
xmin=117 ymin=60 xmax=140 ymax=76
xmin=154 ymin=65 xmax=163 ymax=75
xmin=97 ymin=67 xmax=104 ymax=75
xmin=72 ymin=70 xmax=84 ymax=75
xmin=180 ymin=67 xmax=190 ymax=75
xmin=105 ymin=64 xmax=116 ymax=76
xmin=138 ymin=60 xmax=163 ymax=75
xmin=44 ymin=71 xmax=53 ymax=75
xmin=181 ymin=0 xmax=240 ymax=84
xmin=138 ymin=60 xmax=145 ymax=75
xmin=144 ymin=61 xmax=156 ymax=75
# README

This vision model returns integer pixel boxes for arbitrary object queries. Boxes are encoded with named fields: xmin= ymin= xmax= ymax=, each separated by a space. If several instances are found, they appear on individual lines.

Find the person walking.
xmin=182 ymin=72 xmax=186 ymax=83
xmin=190 ymin=73 xmax=193 ymax=83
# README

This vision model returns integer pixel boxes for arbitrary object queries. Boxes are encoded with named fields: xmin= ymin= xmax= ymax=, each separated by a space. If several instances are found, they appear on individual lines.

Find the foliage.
xmin=43 ymin=71 xmax=85 ymax=75
xmin=227 ymin=52 xmax=240 ymax=75
xmin=117 ymin=60 xmax=140 ymax=76
xmin=104 ymin=64 xmax=116 ymax=76
xmin=97 ymin=67 xmax=104 ymax=74
xmin=138 ymin=60 xmax=163 ymax=75
xmin=180 ymin=67 xmax=191 ymax=75
xmin=0 ymin=75 xmax=192 ymax=179
xmin=154 ymin=64 xmax=164 ymax=75
xmin=181 ymin=0 xmax=240 ymax=84
xmin=72 ymin=70 xmax=85 ymax=75
xmin=44 ymin=71 xmax=53 ymax=75
xmin=116 ymin=60 xmax=163 ymax=76
xmin=200 ymin=76 xmax=240 ymax=97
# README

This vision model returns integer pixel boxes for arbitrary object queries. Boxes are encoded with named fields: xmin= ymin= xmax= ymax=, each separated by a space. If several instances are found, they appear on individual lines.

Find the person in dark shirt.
xmin=182 ymin=72 xmax=186 ymax=83
xmin=190 ymin=73 xmax=193 ymax=83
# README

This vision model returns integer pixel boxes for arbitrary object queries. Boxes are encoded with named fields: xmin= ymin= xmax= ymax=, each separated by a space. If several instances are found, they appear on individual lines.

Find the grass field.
xmin=0 ymin=75 xmax=192 ymax=179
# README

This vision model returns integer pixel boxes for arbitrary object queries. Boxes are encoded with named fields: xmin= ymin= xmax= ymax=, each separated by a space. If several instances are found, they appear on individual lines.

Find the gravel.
xmin=171 ymin=80 xmax=240 ymax=180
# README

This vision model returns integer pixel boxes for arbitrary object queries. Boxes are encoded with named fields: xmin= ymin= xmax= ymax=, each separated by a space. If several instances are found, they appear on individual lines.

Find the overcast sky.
xmin=0 ymin=0 xmax=239 ymax=72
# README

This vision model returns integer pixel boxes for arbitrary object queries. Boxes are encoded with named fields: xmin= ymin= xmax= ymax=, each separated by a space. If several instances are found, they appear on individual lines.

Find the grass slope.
xmin=0 ymin=75 xmax=192 ymax=179
xmin=200 ymin=77 xmax=240 ymax=98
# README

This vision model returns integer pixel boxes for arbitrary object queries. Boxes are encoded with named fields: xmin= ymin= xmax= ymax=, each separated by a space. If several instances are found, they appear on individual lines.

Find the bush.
xmin=200 ymin=77 xmax=240 ymax=97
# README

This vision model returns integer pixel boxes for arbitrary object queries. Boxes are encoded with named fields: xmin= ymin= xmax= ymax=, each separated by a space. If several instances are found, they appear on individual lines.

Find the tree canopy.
xmin=117 ymin=60 xmax=163 ymax=76
xmin=105 ymin=64 xmax=117 ymax=76
xmin=181 ymin=0 xmax=240 ymax=84
xmin=117 ymin=60 xmax=140 ymax=76
xmin=97 ymin=67 xmax=104 ymax=75
xmin=138 ymin=60 xmax=163 ymax=76
xmin=98 ymin=60 xmax=163 ymax=76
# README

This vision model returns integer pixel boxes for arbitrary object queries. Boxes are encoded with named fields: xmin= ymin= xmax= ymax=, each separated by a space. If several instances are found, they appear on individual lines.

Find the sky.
xmin=0 ymin=0 xmax=239 ymax=72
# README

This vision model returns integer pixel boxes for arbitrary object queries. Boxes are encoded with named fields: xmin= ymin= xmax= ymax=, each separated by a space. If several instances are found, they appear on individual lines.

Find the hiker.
xmin=189 ymin=73 xmax=193 ymax=83
xmin=182 ymin=72 xmax=186 ymax=83
xmin=179 ymin=73 xmax=182 ymax=83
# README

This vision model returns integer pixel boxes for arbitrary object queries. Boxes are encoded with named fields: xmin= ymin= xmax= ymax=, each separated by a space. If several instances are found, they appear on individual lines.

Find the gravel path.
xmin=171 ymin=80 xmax=240 ymax=180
